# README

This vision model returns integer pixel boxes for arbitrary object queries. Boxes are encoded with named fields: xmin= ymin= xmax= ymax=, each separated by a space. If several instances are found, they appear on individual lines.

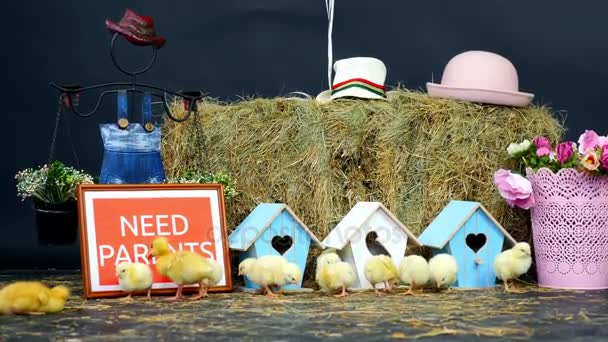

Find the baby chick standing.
xmin=364 ymin=255 xmax=400 ymax=295
xmin=116 ymin=262 xmax=153 ymax=301
xmin=428 ymin=254 xmax=458 ymax=291
xmin=238 ymin=255 xmax=301 ymax=296
xmin=148 ymin=237 xmax=222 ymax=301
xmin=315 ymin=248 xmax=356 ymax=297
xmin=399 ymin=255 xmax=430 ymax=296
xmin=0 ymin=281 xmax=70 ymax=315
xmin=494 ymin=242 xmax=532 ymax=293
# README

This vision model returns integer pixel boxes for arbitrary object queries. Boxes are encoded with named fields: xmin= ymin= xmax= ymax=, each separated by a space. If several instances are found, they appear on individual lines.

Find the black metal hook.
xmin=109 ymin=33 xmax=158 ymax=77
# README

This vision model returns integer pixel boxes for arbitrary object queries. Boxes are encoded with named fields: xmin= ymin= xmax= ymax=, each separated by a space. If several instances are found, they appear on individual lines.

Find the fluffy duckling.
xmin=315 ymin=249 xmax=356 ymax=297
xmin=494 ymin=242 xmax=532 ymax=293
xmin=116 ymin=262 xmax=153 ymax=301
xmin=364 ymin=255 xmax=400 ymax=295
xmin=39 ymin=285 xmax=70 ymax=314
xmin=0 ymin=281 xmax=70 ymax=315
xmin=399 ymin=255 xmax=430 ymax=296
xmin=238 ymin=255 xmax=302 ymax=296
xmin=428 ymin=254 xmax=458 ymax=291
xmin=149 ymin=237 xmax=222 ymax=300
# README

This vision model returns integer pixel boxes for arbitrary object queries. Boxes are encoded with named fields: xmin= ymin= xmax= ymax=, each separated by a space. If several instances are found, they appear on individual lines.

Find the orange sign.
xmin=77 ymin=184 xmax=232 ymax=298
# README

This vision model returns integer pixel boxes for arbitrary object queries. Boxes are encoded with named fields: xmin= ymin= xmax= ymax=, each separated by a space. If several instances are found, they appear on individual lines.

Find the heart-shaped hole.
xmin=365 ymin=231 xmax=390 ymax=256
xmin=465 ymin=233 xmax=487 ymax=253
xmin=271 ymin=235 xmax=293 ymax=255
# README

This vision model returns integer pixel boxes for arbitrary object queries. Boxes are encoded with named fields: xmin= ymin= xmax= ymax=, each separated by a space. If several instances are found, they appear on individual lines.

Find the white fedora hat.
xmin=316 ymin=57 xmax=387 ymax=103
xmin=426 ymin=50 xmax=534 ymax=107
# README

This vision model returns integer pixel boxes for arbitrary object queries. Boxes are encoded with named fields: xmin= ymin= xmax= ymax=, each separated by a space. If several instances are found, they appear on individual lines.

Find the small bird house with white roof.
xmin=417 ymin=200 xmax=517 ymax=289
xmin=321 ymin=202 xmax=422 ymax=289
xmin=229 ymin=203 xmax=322 ymax=290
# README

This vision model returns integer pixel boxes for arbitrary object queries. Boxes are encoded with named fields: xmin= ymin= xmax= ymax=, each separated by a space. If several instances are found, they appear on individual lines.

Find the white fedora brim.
xmin=316 ymin=88 xmax=387 ymax=103
xmin=426 ymin=82 xmax=534 ymax=107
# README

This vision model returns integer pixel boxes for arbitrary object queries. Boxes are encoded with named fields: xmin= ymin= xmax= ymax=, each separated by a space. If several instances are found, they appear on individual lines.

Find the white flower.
xmin=507 ymin=139 xmax=532 ymax=156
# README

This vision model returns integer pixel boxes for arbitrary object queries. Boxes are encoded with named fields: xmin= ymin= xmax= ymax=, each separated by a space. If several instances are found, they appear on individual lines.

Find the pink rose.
xmin=493 ymin=169 xmax=535 ymax=209
xmin=599 ymin=136 xmax=608 ymax=147
xmin=556 ymin=141 xmax=575 ymax=164
xmin=601 ymin=146 xmax=608 ymax=170
xmin=533 ymin=136 xmax=551 ymax=157
xmin=582 ymin=151 xmax=600 ymax=171
xmin=578 ymin=130 xmax=600 ymax=154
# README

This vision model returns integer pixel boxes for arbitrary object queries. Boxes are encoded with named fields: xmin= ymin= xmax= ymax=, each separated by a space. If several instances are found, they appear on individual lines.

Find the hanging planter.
xmin=32 ymin=200 xmax=78 ymax=245
xmin=494 ymin=131 xmax=608 ymax=290
xmin=16 ymin=161 xmax=94 ymax=246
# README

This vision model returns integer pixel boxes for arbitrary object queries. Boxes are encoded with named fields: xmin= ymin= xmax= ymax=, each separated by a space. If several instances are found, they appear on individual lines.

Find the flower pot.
xmin=526 ymin=167 xmax=608 ymax=290
xmin=32 ymin=200 xmax=78 ymax=245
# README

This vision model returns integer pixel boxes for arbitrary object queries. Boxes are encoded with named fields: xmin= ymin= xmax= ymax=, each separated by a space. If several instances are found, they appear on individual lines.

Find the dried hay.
xmin=161 ymin=88 xmax=563 ymax=262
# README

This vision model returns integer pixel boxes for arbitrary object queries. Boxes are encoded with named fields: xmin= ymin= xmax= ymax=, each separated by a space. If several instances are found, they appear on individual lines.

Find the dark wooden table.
xmin=1 ymin=271 xmax=607 ymax=341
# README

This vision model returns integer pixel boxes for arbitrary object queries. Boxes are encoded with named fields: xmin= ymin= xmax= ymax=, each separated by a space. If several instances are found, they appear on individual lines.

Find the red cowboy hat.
xmin=105 ymin=9 xmax=166 ymax=48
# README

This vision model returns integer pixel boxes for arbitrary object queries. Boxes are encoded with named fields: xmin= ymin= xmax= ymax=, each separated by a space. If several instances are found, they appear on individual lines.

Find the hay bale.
xmin=161 ymin=89 xmax=563 ymax=253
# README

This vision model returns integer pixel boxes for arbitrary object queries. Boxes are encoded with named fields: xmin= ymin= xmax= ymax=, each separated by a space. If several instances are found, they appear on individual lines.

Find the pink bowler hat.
xmin=426 ymin=50 xmax=534 ymax=107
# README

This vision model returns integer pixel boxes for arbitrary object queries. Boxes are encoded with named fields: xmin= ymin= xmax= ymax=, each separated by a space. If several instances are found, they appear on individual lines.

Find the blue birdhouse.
xmin=229 ymin=203 xmax=322 ymax=290
xmin=418 ymin=200 xmax=517 ymax=289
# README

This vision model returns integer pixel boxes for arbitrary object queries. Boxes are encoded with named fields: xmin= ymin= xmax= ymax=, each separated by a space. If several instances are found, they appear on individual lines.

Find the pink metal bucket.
xmin=526 ymin=167 xmax=608 ymax=289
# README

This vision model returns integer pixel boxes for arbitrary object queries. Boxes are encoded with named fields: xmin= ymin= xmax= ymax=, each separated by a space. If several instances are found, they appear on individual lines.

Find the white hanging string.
xmin=325 ymin=0 xmax=335 ymax=88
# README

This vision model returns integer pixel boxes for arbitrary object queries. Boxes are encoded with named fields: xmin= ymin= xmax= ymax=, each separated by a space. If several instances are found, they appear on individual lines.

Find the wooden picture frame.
xmin=77 ymin=183 xmax=232 ymax=298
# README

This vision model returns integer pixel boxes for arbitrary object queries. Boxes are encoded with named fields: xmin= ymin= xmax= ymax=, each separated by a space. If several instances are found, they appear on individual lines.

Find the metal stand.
xmin=49 ymin=33 xmax=203 ymax=123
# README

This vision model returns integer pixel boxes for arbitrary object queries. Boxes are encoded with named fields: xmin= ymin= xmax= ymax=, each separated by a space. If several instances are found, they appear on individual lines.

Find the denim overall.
xmin=99 ymin=91 xmax=165 ymax=184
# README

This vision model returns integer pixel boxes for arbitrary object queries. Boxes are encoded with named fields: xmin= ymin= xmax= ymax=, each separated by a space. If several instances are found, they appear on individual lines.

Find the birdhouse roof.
xmin=417 ymin=200 xmax=517 ymax=249
xmin=229 ymin=203 xmax=322 ymax=251
xmin=321 ymin=202 xmax=422 ymax=249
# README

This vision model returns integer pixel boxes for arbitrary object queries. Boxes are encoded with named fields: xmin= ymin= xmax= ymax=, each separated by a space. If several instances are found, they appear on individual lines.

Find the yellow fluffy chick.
xmin=315 ymin=249 xmax=356 ymax=297
xmin=116 ymin=262 xmax=153 ymax=300
xmin=149 ymin=237 xmax=222 ymax=300
xmin=399 ymin=255 xmax=430 ymax=296
xmin=428 ymin=254 xmax=458 ymax=290
xmin=238 ymin=255 xmax=302 ymax=296
xmin=0 ymin=281 xmax=70 ymax=315
xmin=39 ymin=285 xmax=70 ymax=314
xmin=364 ymin=255 xmax=400 ymax=295
xmin=494 ymin=242 xmax=532 ymax=293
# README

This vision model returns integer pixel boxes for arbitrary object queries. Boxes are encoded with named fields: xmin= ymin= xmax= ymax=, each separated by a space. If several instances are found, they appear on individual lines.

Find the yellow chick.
xmin=39 ymin=285 xmax=71 ymax=313
xmin=364 ymin=255 xmax=400 ymax=295
xmin=0 ymin=281 xmax=70 ymax=315
xmin=399 ymin=255 xmax=430 ymax=296
xmin=149 ymin=237 xmax=222 ymax=300
xmin=238 ymin=258 xmax=257 ymax=278
xmin=116 ymin=262 xmax=153 ymax=301
xmin=428 ymin=254 xmax=458 ymax=290
xmin=494 ymin=242 xmax=532 ymax=293
xmin=238 ymin=255 xmax=302 ymax=296
xmin=315 ymin=249 xmax=356 ymax=297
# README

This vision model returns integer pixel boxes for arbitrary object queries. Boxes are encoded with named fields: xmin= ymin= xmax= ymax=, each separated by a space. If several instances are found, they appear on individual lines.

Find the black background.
xmin=2 ymin=1 xmax=606 ymax=269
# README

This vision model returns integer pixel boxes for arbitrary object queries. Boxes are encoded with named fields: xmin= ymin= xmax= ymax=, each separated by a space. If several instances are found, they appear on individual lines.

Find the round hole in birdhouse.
xmin=271 ymin=235 xmax=293 ymax=255
xmin=365 ymin=231 xmax=390 ymax=256
xmin=465 ymin=233 xmax=487 ymax=253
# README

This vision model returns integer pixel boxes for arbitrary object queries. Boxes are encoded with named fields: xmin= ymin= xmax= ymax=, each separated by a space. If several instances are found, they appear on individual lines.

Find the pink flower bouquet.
xmin=495 ymin=130 xmax=608 ymax=209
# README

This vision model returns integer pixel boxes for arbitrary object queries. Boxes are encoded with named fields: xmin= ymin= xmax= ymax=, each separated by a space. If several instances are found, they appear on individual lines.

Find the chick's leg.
xmin=166 ymin=285 xmax=184 ymax=301
xmin=404 ymin=284 xmax=415 ymax=296
xmin=383 ymin=281 xmax=392 ymax=293
xmin=506 ymin=280 xmax=525 ymax=293
xmin=190 ymin=281 xmax=209 ymax=300
xmin=119 ymin=293 xmax=134 ymax=302
xmin=334 ymin=285 xmax=348 ymax=298
xmin=264 ymin=284 xmax=277 ymax=297
xmin=146 ymin=288 xmax=152 ymax=301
